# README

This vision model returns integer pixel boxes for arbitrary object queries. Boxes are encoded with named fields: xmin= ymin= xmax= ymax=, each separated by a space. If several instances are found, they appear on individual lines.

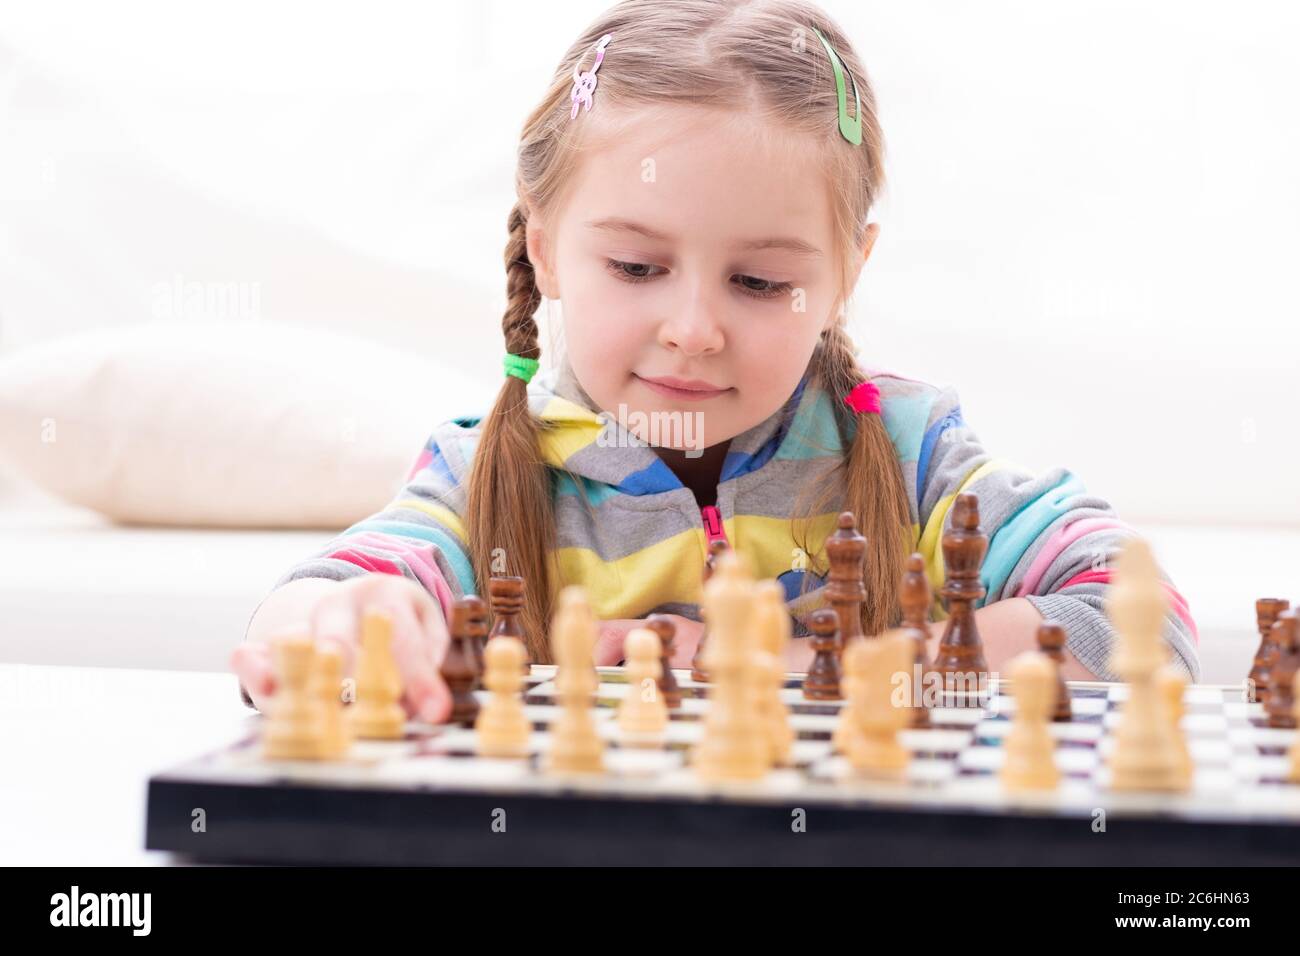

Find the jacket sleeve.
xmin=251 ymin=417 xmax=482 ymax=630
xmin=914 ymin=385 xmax=1199 ymax=681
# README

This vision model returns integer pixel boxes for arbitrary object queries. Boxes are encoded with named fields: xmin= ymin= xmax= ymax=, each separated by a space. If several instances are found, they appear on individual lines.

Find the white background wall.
xmin=2 ymin=0 xmax=1297 ymax=527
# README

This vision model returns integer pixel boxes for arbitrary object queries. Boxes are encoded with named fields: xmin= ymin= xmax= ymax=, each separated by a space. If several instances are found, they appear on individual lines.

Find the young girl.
xmin=233 ymin=0 xmax=1199 ymax=722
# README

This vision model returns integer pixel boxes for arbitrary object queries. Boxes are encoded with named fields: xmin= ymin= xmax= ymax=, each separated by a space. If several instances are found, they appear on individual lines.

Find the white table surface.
xmin=0 ymin=663 xmax=256 ymax=865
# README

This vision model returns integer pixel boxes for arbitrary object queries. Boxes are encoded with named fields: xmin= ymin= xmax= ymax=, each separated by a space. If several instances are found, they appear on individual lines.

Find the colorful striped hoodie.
xmin=266 ymin=348 xmax=1200 ymax=681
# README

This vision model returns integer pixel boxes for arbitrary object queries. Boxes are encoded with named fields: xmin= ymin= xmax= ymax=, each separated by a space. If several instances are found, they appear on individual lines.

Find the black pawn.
xmin=803 ymin=609 xmax=842 ymax=700
xmin=644 ymin=615 xmax=682 ymax=709
xmin=1035 ymin=621 xmax=1072 ymax=722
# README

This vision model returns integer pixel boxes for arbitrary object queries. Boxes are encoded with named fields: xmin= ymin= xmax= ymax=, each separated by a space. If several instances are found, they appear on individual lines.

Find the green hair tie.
xmin=503 ymin=353 xmax=540 ymax=383
xmin=812 ymin=28 xmax=862 ymax=147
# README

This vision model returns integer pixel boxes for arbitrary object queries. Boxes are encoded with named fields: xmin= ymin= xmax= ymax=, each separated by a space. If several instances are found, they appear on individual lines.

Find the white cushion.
xmin=0 ymin=321 xmax=495 ymax=527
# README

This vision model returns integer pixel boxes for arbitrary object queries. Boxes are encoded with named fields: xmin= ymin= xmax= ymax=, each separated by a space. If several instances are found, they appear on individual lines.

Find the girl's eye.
xmin=733 ymin=274 xmax=794 ymax=300
xmin=604 ymin=259 xmax=793 ymax=300
xmin=605 ymin=258 xmax=664 ymax=283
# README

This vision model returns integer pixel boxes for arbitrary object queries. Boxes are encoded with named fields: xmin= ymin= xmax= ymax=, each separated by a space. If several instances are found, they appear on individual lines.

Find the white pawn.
xmin=753 ymin=581 xmax=794 ymax=767
xmin=263 ymin=634 xmax=327 ymax=760
xmin=311 ymin=644 xmax=351 ymax=760
xmin=618 ymin=628 xmax=669 ymax=746
xmin=546 ymin=587 xmax=604 ymax=773
xmin=1157 ymin=661 xmax=1192 ymax=788
xmin=350 ymin=610 xmax=405 ymax=740
xmin=1001 ymin=652 xmax=1060 ymax=791
xmin=475 ymin=636 xmax=531 ymax=758
xmin=844 ymin=630 xmax=913 ymax=776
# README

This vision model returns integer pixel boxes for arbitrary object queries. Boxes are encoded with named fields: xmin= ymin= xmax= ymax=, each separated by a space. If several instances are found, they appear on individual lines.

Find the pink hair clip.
xmin=844 ymin=380 xmax=882 ymax=415
xmin=570 ymin=33 xmax=613 ymax=119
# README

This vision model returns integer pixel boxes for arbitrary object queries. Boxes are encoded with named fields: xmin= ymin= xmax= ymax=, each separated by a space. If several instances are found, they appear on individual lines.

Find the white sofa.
xmin=0 ymin=482 xmax=1277 ymax=685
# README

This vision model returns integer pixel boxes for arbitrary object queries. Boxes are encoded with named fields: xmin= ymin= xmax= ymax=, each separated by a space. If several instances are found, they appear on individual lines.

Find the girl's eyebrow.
xmin=584 ymin=217 xmax=823 ymax=258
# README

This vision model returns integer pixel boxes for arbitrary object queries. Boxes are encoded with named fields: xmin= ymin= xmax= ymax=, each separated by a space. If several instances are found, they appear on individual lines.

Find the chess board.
xmin=145 ymin=666 xmax=1300 ymax=866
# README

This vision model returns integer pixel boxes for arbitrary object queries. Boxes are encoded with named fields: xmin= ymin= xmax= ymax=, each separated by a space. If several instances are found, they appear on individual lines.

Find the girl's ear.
xmin=524 ymin=209 xmax=560 ymax=300
xmin=822 ymin=223 xmax=882 ymax=335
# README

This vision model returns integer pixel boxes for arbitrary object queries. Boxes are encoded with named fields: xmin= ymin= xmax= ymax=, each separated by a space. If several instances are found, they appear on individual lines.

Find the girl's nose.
xmin=657 ymin=281 xmax=725 ymax=356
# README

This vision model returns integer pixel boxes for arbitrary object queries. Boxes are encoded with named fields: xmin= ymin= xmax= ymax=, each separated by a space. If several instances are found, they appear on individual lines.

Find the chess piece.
xmin=691 ymin=539 xmax=729 ymax=682
xmin=803 ymin=609 xmax=842 ymax=700
xmin=1265 ymin=612 xmax=1299 ymax=730
xmin=1289 ymin=670 xmax=1300 ymax=783
xmin=1106 ymin=538 xmax=1185 ymax=791
xmin=475 ymin=635 xmax=531 ymax=757
xmin=1250 ymin=597 xmax=1289 ymax=705
xmin=468 ymin=594 xmax=489 ymax=676
xmin=825 ymin=511 xmax=867 ymax=659
xmin=1157 ymin=661 xmax=1193 ymax=789
xmin=1000 ymin=651 xmax=1061 ymax=791
xmin=263 ymin=634 xmax=328 ymax=760
xmin=692 ymin=553 xmax=769 ymax=781
xmin=753 ymin=580 xmax=794 ymax=767
xmin=442 ymin=597 xmax=486 ymax=727
xmin=842 ymin=630 xmax=913 ymax=776
xmin=311 ymin=644 xmax=351 ymax=759
xmin=931 ymin=494 xmax=990 ymax=690
xmin=546 ymin=587 xmax=605 ymax=773
xmin=898 ymin=552 xmax=932 ymax=727
xmin=643 ymin=614 xmax=682 ymax=709
xmin=350 ymin=610 xmax=405 ymax=740
xmin=488 ymin=575 xmax=528 ymax=661
xmin=1035 ymin=622 xmax=1073 ymax=722
xmin=618 ymin=628 xmax=669 ymax=746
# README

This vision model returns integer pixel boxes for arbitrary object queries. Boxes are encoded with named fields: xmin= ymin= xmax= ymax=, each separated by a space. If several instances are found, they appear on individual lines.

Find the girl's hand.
xmin=595 ymin=615 xmax=705 ymax=668
xmin=230 ymin=574 xmax=453 ymax=724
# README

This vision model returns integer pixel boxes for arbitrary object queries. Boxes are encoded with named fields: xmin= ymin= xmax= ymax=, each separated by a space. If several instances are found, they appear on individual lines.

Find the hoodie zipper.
xmin=700 ymin=503 xmax=728 ymax=547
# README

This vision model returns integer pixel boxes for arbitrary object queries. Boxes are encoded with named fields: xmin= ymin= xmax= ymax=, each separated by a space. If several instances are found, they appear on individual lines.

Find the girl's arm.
xmin=910 ymin=384 xmax=1198 ymax=682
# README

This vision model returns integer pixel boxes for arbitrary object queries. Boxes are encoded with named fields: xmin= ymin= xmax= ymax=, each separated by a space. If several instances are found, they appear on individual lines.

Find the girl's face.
xmin=528 ymin=104 xmax=875 ymax=451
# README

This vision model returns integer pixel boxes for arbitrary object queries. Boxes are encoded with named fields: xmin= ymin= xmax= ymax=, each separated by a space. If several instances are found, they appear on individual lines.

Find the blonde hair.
xmin=467 ymin=0 xmax=912 ymax=661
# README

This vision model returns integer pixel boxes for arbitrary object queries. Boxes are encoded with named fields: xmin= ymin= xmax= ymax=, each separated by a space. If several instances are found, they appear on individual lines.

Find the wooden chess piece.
xmin=465 ymin=593 xmax=489 ymax=680
xmin=931 ymin=494 xmax=990 ymax=691
xmin=898 ymin=552 xmax=932 ymax=728
xmin=1157 ymin=661 xmax=1193 ymax=789
xmin=825 ymin=511 xmax=867 ymax=659
xmin=546 ymin=586 xmax=605 ymax=773
xmin=1000 ymin=651 xmax=1060 ymax=791
xmin=1035 ymin=622 xmax=1073 ymax=722
xmin=643 ymin=614 xmax=682 ymax=709
xmin=475 ymin=635 xmax=530 ymax=757
xmin=442 ymin=597 xmax=486 ymax=727
xmin=803 ymin=609 xmax=842 ymax=700
xmin=618 ymin=628 xmax=669 ymax=747
xmin=1265 ymin=612 xmax=1299 ymax=730
xmin=263 ymin=634 xmax=328 ymax=760
xmin=843 ymin=630 xmax=913 ymax=776
xmin=488 ymin=575 xmax=528 ymax=661
xmin=311 ymin=644 xmax=351 ymax=759
xmin=1288 ymin=670 xmax=1300 ymax=783
xmin=692 ymin=553 xmax=769 ymax=782
xmin=1106 ymin=538 xmax=1185 ymax=791
xmin=691 ymin=539 xmax=729 ymax=682
xmin=350 ymin=610 xmax=405 ymax=740
xmin=1251 ymin=598 xmax=1290 ymax=706
xmin=754 ymin=580 xmax=794 ymax=767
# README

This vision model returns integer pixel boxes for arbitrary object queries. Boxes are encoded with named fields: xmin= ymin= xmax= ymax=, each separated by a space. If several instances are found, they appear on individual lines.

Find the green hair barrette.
xmin=812 ymin=27 xmax=862 ymax=146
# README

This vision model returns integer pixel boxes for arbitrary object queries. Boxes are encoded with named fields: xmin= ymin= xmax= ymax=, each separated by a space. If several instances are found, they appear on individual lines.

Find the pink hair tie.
xmin=844 ymin=380 xmax=882 ymax=415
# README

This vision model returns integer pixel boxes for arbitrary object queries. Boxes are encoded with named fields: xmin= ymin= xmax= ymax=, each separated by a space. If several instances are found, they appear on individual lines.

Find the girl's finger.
xmin=230 ymin=643 xmax=275 ymax=709
xmin=594 ymin=621 xmax=632 ymax=666
xmin=380 ymin=599 xmax=451 ymax=725
xmin=310 ymin=591 xmax=360 ymax=673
